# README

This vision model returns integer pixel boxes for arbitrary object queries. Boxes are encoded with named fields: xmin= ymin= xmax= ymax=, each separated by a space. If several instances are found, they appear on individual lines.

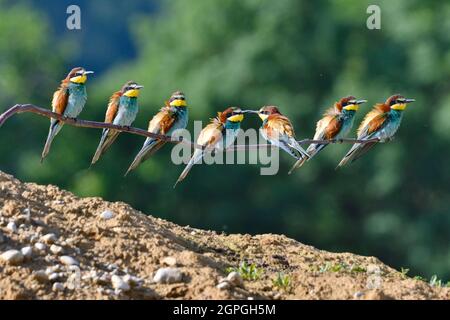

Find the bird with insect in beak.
xmin=91 ymin=81 xmax=143 ymax=165
xmin=41 ymin=67 xmax=94 ymax=162
xmin=125 ymin=91 xmax=189 ymax=176
xmin=288 ymin=96 xmax=366 ymax=173
xmin=253 ymin=106 xmax=310 ymax=169
xmin=337 ymin=94 xmax=415 ymax=167
xmin=174 ymin=107 xmax=248 ymax=187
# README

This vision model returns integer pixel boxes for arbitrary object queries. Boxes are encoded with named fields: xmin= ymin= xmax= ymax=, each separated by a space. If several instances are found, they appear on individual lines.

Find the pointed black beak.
xmin=83 ymin=71 xmax=94 ymax=75
xmin=404 ymin=98 xmax=415 ymax=103
xmin=241 ymin=110 xmax=258 ymax=114
xmin=134 ymin=85 xmax=144 ymax=89
xmin=356 ymin=99 xmax=367 ymax=105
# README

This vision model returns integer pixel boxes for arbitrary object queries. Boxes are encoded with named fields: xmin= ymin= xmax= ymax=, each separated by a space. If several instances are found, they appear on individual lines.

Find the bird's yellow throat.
xmin=258 ymin=113 xmax=269 ymax=121
xmin=343 ymin=104 xmax=359 ymax=111
xmin=170 ymin=99 xmax=187 ymax=107
xmin=228 ymin=114 xmax=244 ymax=122
xmin=124 ymin=89 xmax=141 ymax=98
xmin=391 ymin=103 xmax=407 ymax=111
xmin=70 ymin=74 xmax=87 ymax=84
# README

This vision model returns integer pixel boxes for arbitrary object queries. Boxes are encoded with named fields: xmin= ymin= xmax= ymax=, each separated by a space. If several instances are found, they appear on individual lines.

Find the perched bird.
xmin=91 ymin=81 xmax=143 ymax=165
xmin=337 ymin=94 xmax=415 ymax=167
xmin=255 ymin=106 xmax=310 ymax=166
xmin=174 ymin=107 xmax=246 ymax=187
xmin=41 ymin=67 xmax=94 ymax=162
xmin=288 ymin=96 xmax=366 ymax=173
xmin=125 ymin=91 xmax=189 ymax=176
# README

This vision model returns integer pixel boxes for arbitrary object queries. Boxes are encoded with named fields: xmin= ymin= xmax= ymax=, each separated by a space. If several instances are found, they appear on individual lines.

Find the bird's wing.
xmin=51 ymin=80 xmax=69 ymax=115
xmin=265 ymin=114 xmax=296 ymax=139
xmin=104 ymin=91 xmax=121 ymax=123
xmin=337 ymin=111 xmax=387 ymax=167
xmin=323 ymin=116 xmax=343 ymax=139
xmin=357 ymin=104 xmax=388 ymax=138
xmin=148 ymin=107 xmax=176 ymax=134
xmin=300 ymin=115 xmax=336 ymax=160
xmin=197 ymin=122 xmax=224 ymax=148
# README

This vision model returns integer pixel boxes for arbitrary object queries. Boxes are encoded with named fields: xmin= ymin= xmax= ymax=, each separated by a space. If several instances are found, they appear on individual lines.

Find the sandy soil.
xmin=0 ymin=171 xmax=448 ymax=300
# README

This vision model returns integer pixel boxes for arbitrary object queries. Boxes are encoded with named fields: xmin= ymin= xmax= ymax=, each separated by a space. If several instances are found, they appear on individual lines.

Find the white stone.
xmin=111 ymin=275 xmax=130 ymax=291
xmin=153 ymin=267 xmax=183 ymax=284
xmin=48 ymin=273 xmax=60 ymax=281
xmin=41 ymin=233 xmax=57 ymax=244
xmin=59 ymin=255 xmax=78 ymax=266
xmin=52 ymin=282 xmax=64 ymax=291
xmin=100 ymin=210 xmax=115 ymax=220
xmin=34 ymin=242 xmax=47 ymax=252
xmin=107 ymin=263 xmax=118 ymax=270
xmin=216 ymin=281 xmax=230 ymax=290
xmin=0 ymin=250 xmax=24 ymax=264
xmin=33 ymin=270 xmax=49 ymax=283
xmin=6 ymin=221 xmax=17 ymax=233
xmin=21 ymin=246 xmax=33 ymax=259
xmin=227 ymin=271 xmax=244 ymax=287
xmin=50 ymin=245 xmax=64 ymax=255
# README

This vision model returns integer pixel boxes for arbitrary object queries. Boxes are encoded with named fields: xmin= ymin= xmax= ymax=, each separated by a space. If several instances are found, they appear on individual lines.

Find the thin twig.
xmin=0 ymin=104 xmax=380 ymax=152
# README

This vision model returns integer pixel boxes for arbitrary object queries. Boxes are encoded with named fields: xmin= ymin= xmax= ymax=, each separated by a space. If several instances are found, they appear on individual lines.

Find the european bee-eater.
xmin=288 ymin=96 xmax=366 ymax=173
xmin=41 ymin=67 xmax=94 ymax=162
xmin=174 ymin=107 xmax=246 ymax=187
xmin=337 ymin=94 xmax=415 ymax=167
xmin=125 ymin=91 xmax=189 ymax=176
xmin=255 ymin=106 xmax=310 ymax=166
xmin=91 ymin=81 xmax=143 ymax=165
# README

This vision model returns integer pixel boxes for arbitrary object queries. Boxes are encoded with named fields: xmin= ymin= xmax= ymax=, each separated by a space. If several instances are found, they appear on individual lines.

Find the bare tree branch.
xmin=0 ymin=104 xmax=380 ymax=152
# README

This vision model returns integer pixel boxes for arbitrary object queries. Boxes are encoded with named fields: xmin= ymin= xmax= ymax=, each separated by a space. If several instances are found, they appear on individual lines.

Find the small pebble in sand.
xmin=6 ymin=221 xmax=17 ymax=233
xmin=48 ymin=273 xmax=60 ymax=281
xmin=50 ymin=245 xmax=64 ymax=255
xmin=153 ymin=267 xmax=183 ymax=284
xmin=216 ymin=281 xmax=230 ymax=290
xmin=34 ymin=242 xmax=47 ymax=252
xmin=100 ymin=210 xmax=115 ymax=220
xmin=41 ymin=233 xmax=57 ymax=244
xmin=107 ymin=263 xmax=118 ymax=270
xmin=227 ymin=271 xmax=244 ymax=288
xmin=111 ymin=275 xmax=130 ymax=291
xmin=21 ymin=246 xmax=33 ymax=259
xmin=0 ymin=249 xmax=24 ymax=264
xmin=354 ymin=291 xmax=365 ymax=299
xmin=52 ymin=282 xmax=64 ymax=292
xmin=33 ymin=270 xmax=49 ymax=283
xmin=60 ymin=256 xmax=79 ymax=266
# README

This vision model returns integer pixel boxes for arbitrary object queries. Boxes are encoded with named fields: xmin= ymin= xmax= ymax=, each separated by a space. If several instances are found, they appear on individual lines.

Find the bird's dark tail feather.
xmin=173 ymin=149 xmax=204 ymax=188
xmin=41 ymin=121 xmax=63 ymax=163
xmin=124 ymin=140 xmax=166 ymax=177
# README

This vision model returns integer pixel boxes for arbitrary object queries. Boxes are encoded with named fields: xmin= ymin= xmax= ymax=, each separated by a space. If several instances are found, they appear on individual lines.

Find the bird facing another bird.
xmin=173 ymin=107 xmax=248 ymax=188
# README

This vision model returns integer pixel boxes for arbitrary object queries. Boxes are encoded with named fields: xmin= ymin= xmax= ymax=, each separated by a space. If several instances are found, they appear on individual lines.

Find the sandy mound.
xmin=0 ymin=171 xmax=448 ymax=300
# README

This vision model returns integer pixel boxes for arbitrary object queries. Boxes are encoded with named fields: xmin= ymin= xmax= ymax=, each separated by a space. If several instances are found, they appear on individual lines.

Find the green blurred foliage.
xmin=1 ymin=0 xmax=449 ymax=279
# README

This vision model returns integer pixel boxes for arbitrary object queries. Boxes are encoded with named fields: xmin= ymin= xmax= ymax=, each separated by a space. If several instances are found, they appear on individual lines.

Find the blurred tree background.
xmin=1 ymin=0 xmax=449 ymax=279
